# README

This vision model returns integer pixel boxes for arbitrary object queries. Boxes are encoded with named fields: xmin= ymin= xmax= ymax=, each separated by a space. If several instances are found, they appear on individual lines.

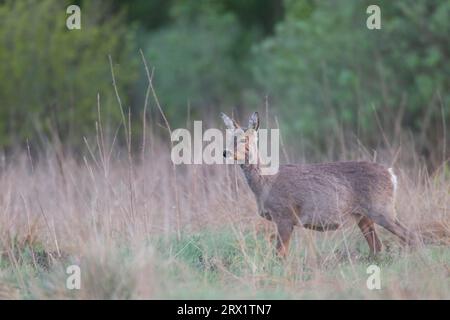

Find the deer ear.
xmin=248 ymin=112 xmax=259 ymax=131
xmin=221 ymin=112 xmax=238 ymax=129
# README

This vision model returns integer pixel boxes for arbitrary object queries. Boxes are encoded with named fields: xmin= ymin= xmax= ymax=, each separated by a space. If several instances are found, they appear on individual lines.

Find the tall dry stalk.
xmin=140 ymin=49 xmax=182 ymax=240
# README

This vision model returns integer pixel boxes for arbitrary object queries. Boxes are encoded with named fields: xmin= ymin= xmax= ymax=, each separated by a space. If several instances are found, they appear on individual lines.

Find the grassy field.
xmin=0 ymin=0 xmax=448 ymax=301
xmin=0 ymin=137 xmax=449 ymax=299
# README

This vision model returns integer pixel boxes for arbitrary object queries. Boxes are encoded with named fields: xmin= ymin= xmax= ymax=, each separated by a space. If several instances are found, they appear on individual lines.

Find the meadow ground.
xmin=0 ymin=138 xmax=449 ymax=299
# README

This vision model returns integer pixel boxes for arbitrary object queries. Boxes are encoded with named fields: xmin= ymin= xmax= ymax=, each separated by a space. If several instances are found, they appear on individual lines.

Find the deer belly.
xmin=302 ymin=222 xmax=340 ymax=231
xmin=298 ymin=210 xmax=346 ymax=231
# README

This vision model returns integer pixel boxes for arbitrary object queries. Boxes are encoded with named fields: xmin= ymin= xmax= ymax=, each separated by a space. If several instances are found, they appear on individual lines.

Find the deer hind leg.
xmin=367 ymin=208 xmax=415 ymax=245
xmin=393 ymin=218 xmax=419 ymax=245
xmin=275 ymin=220 xmax=294 ymax=259
xmin=356 ymin=215 xmax=382 ymax=255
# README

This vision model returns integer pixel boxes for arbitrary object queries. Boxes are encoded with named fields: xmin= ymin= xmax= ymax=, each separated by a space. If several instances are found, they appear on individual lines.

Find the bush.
xmin=252 ymin=0 xmax=450 ymax=156
xmin=0 ymin=0 xmax=138 ymax=148
xmin=144 ymin=2 xmax=253 ymax=127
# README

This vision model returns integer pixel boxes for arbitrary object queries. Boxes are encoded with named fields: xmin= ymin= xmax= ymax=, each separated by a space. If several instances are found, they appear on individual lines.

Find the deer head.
xmin=221 ymin=112 xmax=259 ymax=163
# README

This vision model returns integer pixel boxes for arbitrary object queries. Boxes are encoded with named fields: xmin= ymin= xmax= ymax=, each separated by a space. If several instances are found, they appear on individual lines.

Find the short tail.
xmin=388 ymin=167 xmax=398 ymax=194
xmin=388 ymin=167 xmax=398 ymax=219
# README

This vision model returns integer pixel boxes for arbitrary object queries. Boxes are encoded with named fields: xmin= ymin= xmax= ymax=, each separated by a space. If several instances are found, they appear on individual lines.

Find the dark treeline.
xmin=0 ymin=0 xmax=448 ymax=167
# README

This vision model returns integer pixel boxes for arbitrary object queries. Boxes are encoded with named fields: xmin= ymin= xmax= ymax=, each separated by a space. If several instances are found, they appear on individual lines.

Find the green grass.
xmin=1 ymin=226 xmax=449 ymax=299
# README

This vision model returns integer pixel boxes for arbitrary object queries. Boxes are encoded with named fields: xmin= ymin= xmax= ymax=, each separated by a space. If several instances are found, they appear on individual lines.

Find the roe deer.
xmin=221 ymin=111 xmax=415 ymax=258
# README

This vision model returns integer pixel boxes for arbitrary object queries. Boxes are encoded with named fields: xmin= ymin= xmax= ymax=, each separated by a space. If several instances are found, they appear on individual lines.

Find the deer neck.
xmin=240 ymin=163 xmax=265 ymax=197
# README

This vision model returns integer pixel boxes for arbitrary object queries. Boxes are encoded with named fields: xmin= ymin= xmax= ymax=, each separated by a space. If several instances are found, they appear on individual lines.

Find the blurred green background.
xmin=0 ymin=0 xmax=448 ymax=165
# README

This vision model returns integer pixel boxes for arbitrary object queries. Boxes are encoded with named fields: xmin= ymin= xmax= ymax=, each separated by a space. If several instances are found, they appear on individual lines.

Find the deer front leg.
xmin=356 ymin=216 xmax=382 ymax=255
xmin=275 ymin=220 xmax=294 ymax=258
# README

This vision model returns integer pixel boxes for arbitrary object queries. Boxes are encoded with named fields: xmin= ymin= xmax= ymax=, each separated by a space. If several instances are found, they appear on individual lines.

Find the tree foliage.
xmin=0 ymin=0 xmax=137 ymax=147
xmin=0 ymin=0 xmax=448 ymax=164
xmin=252 ymin=0 xmax=449 ymax=154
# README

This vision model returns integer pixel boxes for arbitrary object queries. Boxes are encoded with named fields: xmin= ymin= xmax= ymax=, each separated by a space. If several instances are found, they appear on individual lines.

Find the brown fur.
xmin=241 ymin=161 xmax=412 ymax=257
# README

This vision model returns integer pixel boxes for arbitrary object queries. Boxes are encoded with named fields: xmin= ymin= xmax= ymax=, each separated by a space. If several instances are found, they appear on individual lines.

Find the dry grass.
xmin=0 ymin=135 xmax=448 ymax=299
